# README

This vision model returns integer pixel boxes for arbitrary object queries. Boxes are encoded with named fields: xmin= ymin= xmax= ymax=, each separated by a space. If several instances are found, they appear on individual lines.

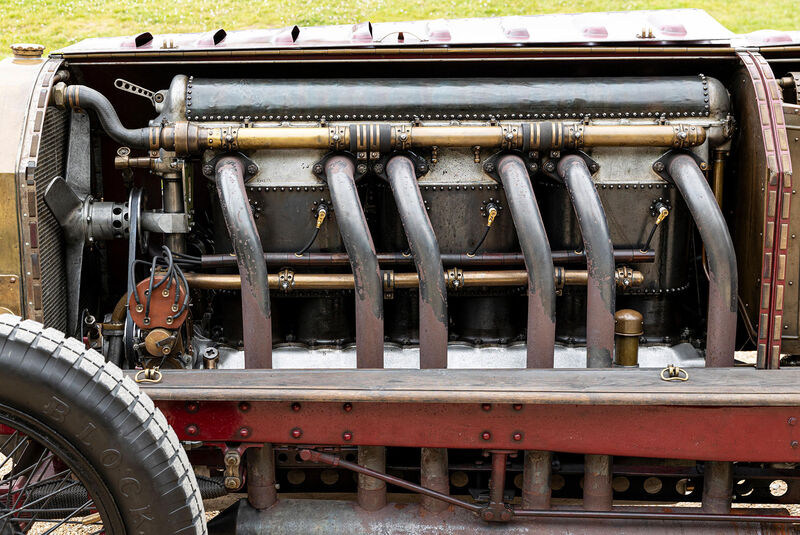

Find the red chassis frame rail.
xmin=134 ymin=367 xmax=800 ymax=462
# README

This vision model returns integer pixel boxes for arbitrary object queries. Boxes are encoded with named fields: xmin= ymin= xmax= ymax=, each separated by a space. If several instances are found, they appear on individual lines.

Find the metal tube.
xmin=558 ymin=155 xmax=615 ymax=368
xmin=162 ymin=175 xmax=185 ymax=253
xmin=357 ymin=446 xmax=387 ymax=511
xmin=702 ymin=461 xmax=733 ymax=514
xmin=583 ymin=454 xmax=613 ymax=511
xmin=183 ymin=268 xmax=643 ymax=291
xmin=711 ymin=149 xmax=727 ymax=207
xmin=386 ymin=155 xmax=448 ymax=368
xmin=522 ymin=451 xmax=552 ymax=510
xmin=199 ymin=249 xmax=655 ymax=268
xmin=325 ymin=156 xmax=383 ymax=368
xmin=497 ymin=154 xmax=556 ymax=368
xmin=246 ymin=444 xmax=277 ymax=510
xmin=215 ymin=156 xmax=272 ymax=368
xmin=666 ymin=154 xmax=737 ymax=367
xmin=488 ymin=451 xmax=508 ymax=506
xmin=420 ymin=447 xmax=450 ymax=513
xmin=614 ymin=309 xmax=643 ymax=367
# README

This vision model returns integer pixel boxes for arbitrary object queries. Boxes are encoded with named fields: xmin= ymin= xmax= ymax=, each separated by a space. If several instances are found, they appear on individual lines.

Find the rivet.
xmin=792 ymin=440 xmax=799 ymax=449
xmin=481 ymin=431 xmax=491 ymax=441
xmin=239 ymin=427 xmax=250 ymax=439
xmin=343 ymin=403 xmax=353 ymax=412
xmin=512 ymin=432 xmax=523 ymax=441
xmin=292 ymin=402 xmax=302 ymax=412
xmin=482 ymin=403 xmax=492 ymax=411
xmin=789 ymin=417 xmax=797 ymax=426
xmin=186 ymin=401 xmax=199 ymax=413
xmin=513 ymin=404 xmax=523 ymax=411
xmin=186 ymin=424 xmax=198 ymax=436
xmin=291 ymin=428 xmax=303 ymax=439
xmin=342 ymin=431 xmax=353 ymax=441
xmin=238 ymin=402 xmax=250 ymax=412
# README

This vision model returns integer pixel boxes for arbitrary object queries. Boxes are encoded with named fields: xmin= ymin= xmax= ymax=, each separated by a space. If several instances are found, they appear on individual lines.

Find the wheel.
xmin=0 ymin=315 xmax=206 ymax=534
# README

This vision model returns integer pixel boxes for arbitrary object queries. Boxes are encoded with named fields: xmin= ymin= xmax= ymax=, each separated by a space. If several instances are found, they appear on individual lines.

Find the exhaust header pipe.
xmin=324 ymin=155 xmax=384 ymax=368
xmin=214 ymin=156 xmax=272 ymax=368
xmin=385 ymin=155 xmax=448 ymax=368
xmin=558 ymin=155 xmax=615 ymax=368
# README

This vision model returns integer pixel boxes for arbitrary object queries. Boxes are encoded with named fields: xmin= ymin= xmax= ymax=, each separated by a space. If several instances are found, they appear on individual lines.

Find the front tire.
xmin=0 ymin=315 xmax=206 ymax=534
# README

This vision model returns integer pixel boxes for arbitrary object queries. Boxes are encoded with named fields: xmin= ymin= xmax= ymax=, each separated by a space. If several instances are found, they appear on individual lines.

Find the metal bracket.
xmin=278 ymin=268 xmax=295 ymax=292
xmin=114 ymin=78 xmax=166 ymax=109
xmin=651 ymin=150 xmax=708 ymax=183
xmin=223 ymin=449 xmax=243 ymax=490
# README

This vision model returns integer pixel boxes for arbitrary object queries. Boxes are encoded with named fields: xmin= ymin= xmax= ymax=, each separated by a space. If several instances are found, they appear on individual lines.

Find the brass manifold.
xmin=183 ymin=266 xmax=643 ymax=292
xmin=145 ymin=121 xmax=706 ymax=155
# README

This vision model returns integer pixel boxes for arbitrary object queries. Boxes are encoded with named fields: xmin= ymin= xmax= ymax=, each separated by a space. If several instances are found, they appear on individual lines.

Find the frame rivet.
xmin=481 ymin=431 xmax=491 ymax=441
xmin=789 ymin=417 xmax=797 ymax=426
xmin=343 ymin=403 xmax=353 ymax=412
xmin=186 ymin=424 xmax=198 ymax=436
xmin=291 ymin=428 xmax=303 ymax=439
xmin=512 ymin=432 xmax=523 ymax=441
xmin=513 ymin=404 xmax=523 ymax=411
xmin=238 ymin=427 xmax=250 ymax=439
xmin=186 ymin=401 xmax=199 ymax=413
xmin=342 ymin=431 xmax=353 ymax=441
xmin=238 ymin=402 xmax=250 ymax=412
xmin=481 ymin=403 xmax=492 ymax=412
xmin=292 ymin=402 xmax=302 ymax=412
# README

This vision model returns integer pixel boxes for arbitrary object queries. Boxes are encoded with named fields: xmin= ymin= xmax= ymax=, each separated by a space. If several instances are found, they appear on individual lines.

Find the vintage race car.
xmin=1 ymin=8 xmax=800 ymax=534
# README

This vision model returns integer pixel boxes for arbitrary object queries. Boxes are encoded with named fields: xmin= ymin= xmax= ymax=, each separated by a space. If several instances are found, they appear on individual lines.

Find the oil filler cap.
xmin=10 ymin=43 xmax=45 ymax=59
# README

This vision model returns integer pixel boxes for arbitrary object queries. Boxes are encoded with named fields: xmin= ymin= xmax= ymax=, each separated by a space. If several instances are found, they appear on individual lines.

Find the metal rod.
xmin=200 ymin=249 xmax=655 ymax=268
xmin=558 ymin=155 xmax=615 ymax=368
xmin=386 ymin=155 xmax=448 ymax=368
xmin=497 ymin=154 xmax=556 ymax=368
xmin=183 ymin=267 xmax=643 ymax=290
xmin=711 ymin=149 xmax=727 ymax=207
xmin=162 ymin=175 xmax=185 ymax=253
xmin=357 ymin=445 xmax=387 ymax=512
xmin=214 ymin=156 xmax=272 ymax=368
xmin=325 ymin=155 xmax=383 ymax=368
xmin=666 ymin=154 xmax=737 ymax=367
xmin=489 ymin=451 xmax=508 ymax=506
xmin=246 ymin=444 xmax=277 ymax=510
xmin=299 ymin=449 xmax=478 ymax=513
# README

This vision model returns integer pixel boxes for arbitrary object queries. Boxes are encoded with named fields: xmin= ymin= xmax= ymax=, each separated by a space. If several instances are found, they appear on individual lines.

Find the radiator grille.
xmin=35 ymin=107 xmax=68 ymax=332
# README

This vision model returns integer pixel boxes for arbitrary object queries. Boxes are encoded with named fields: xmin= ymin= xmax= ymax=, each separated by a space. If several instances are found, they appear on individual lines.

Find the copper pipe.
xmin=711 ymin=149 xmax=727 ymax=207
xmin=183 ymin=268 xmax=643 ymax=291
xmin=200 ymin=249 xmax=655 ymax=268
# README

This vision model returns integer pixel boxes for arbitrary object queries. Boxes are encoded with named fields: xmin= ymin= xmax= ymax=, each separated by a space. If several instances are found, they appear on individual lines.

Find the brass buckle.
xmin=660 ymin=364 xmax=689 ymax=382
xmin=135 ymin=366 xmax=163 ymax=384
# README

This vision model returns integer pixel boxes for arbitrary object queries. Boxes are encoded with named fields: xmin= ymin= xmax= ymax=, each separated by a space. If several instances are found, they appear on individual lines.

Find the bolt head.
xmin=247 ymin=164 xmax=259 ymax=175
xmin=653 ymin=161 xmax=665 ymax=173
xmin=356 ymin=163 xmax=368 ymax=174
xmin=202 ymin=164 xmax=214 ymax=176
xmin=373 ymin=163 xmax=384 ymax=174
xmin=224 ymin=477 xmax=240 ymax=490
xmin=291 ymin=428 xmax=302 ymax=439
xmin=544 ymin=161 xmax=555 ymax=173
xmin=528 ymin=162 xmax=538 ymax=173
xmin=483 ymin=162 xmax=495 ymax=173
xmin=481 ymin=431 xmax=491 ymax=441
xmin=312 ymin=164 xmax=324 ymax=174
xmin=793 ymin=441 xmax=799 ymax=449
xmin=342 ymin=431 xmax=353 ymax=441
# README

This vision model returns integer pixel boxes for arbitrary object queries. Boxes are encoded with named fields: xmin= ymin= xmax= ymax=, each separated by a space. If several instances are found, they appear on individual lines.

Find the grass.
xmin=1 ymin=0 xmax=799 ymax=57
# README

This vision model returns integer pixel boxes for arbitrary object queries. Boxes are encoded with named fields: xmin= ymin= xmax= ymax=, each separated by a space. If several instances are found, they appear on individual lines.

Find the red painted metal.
xmin=156 ymin=400 xmax=800 ymax=462
xmin=738 ymin=51 xmax=794 ymax=369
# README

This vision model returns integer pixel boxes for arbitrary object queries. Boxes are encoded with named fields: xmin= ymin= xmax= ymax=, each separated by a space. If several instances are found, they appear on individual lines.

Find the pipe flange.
xmin=311 ymin=151 xmax=365 ymax=181
xmin=481 ymin=150 xmax=539 ymax=181
xmin=651 ymin=150 xmax=708 ymax=183
xmin=542 ymin=150 xmax=600 ymax=183
xmin=202 ymin=152 xmax=259 ymax=181
xmin=372 ymin=150 xmax=429 ymax=181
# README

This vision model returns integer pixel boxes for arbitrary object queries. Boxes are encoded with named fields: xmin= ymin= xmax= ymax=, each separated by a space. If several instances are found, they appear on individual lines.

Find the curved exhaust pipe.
xmin=557 ymin=155 xmax=615 ymax=368
xmin=496 ymin=154 xmax=556 ymax=367
xmin=385 ymin=155 xmax=447 ymax=368
xmin=324 ymin=155 xmax=384 ymax=368
xmin=665 ymin=154 xmax=737 ymax=368
xmin=215 ymin=156 xmax=272 ymax=368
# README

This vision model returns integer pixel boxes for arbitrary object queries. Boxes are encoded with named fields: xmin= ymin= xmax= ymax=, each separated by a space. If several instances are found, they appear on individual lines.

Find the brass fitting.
xmin=655 ymin=205 xmax=669 ymax=226
xmin=315 ymin=206 xmax=328 ymax=229
xmin=614 ymin=309 xmax=643 ymax=367
xmin=486 ymin=205 xmax=498 ymax=227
